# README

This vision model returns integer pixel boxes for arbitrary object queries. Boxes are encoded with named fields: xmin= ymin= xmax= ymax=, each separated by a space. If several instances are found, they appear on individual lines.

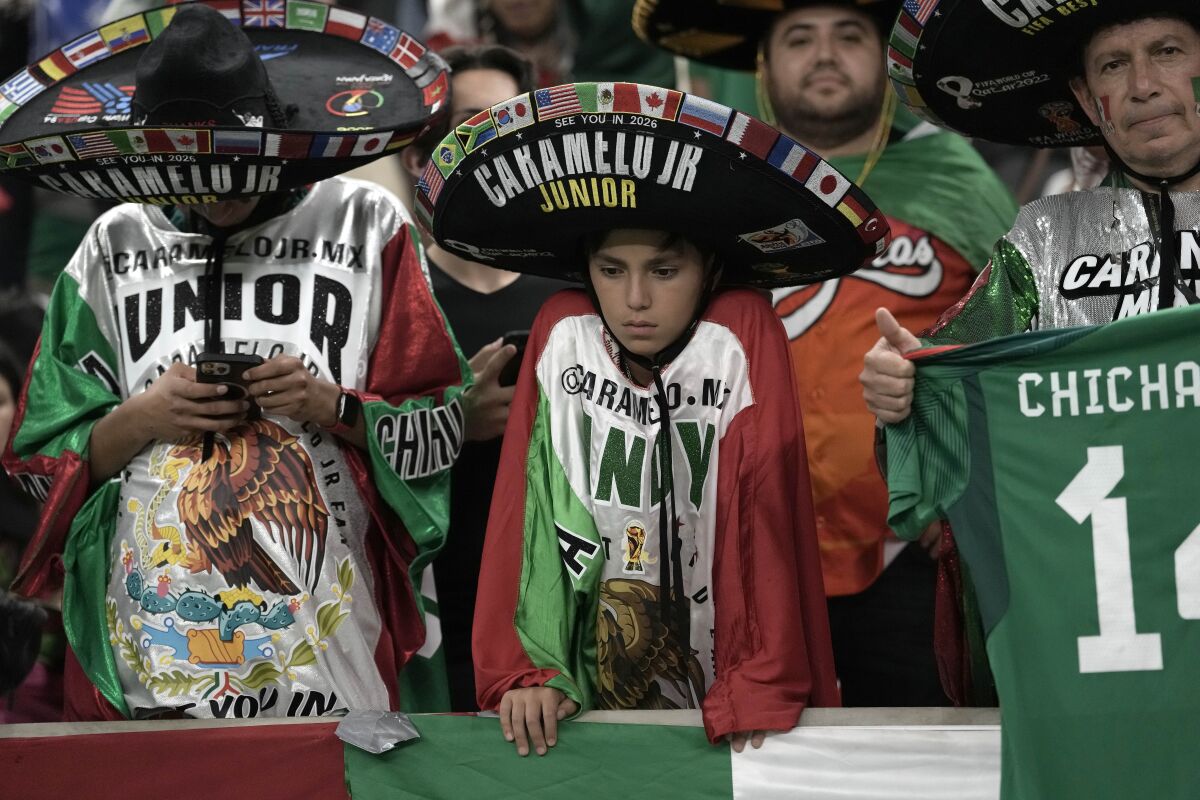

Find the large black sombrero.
xmin=417 ymin=82 xmax=889 ymax=288
xmin=886 ymin=0 xmax=1200 ymax=147
xmin=633 ymin=0 xmax=900 ymax=71
xmin=0 ymin=1 xmax=447 ymax=204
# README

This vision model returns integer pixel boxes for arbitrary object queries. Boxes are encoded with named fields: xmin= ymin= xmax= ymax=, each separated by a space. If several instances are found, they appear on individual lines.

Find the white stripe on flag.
xmin=731 ymin=726 xmax=1000 ymax=800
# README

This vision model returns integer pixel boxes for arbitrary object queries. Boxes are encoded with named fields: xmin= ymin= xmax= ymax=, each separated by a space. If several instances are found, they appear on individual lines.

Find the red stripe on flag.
xmin=612 ymin=83 xmax=642 ymax=114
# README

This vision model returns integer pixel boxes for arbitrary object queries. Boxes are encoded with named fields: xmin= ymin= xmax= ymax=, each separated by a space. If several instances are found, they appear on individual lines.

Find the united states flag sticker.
xmin=325 ymin=7 xmax=367 ymax=39
xmin=67 ymin=132 xmax=121 ymax=158
xmin=27 ymin=135 xmax=76 ymax=164
xmin=419 ymin=159 xmax=444 ymax=204
xmin=351 ymin=131 xmax=392 ymax=156
xmin=214 ymin=129 xmax=262 ymax=154
xmin=677 ymin=95 xmax=731 ymax=136
xmin=491 ymin=94 xmax=534 ymax=136
xmin=726 ymin=112 xmax=778 ymax=159
xmin=534 ymin=85 xmax=582 ymax=120
xmin=63 ymin=31 xmax=111 ymax=69
xmin=804 ymin=161 xmax=850 ymax=208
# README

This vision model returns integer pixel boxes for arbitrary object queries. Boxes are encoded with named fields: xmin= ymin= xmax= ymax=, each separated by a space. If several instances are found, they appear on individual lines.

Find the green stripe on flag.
xmin=145 ymin=7 xmax=177 ymax=38
xmin=344 ymin=715 xmax=733 ymax=799
xmin=288 ymin=0 xmax=330 ymax=32
xmin=1193 ymin=76 xmax=1200 ymax=104
xmin=576 ymin=82 xmax=598 ymax=113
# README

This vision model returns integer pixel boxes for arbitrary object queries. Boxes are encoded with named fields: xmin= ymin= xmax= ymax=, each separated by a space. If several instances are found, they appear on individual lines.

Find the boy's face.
xmin=587 ymin=229 xmax=709 ymax=360
xmin=192 ymin=196 xmax=261 ymax=228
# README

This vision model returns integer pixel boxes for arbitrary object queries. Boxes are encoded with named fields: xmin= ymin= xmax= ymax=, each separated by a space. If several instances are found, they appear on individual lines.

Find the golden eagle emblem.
xmin=168 ymin=418 xmax=330 ymax=597
xmin=596 ymin=579 xmax=706 ymax=710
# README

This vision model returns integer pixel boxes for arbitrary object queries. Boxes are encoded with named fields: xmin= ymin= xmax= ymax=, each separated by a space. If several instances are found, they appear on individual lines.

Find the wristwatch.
xmin=325 ymin=389 xmax=362 ymax=434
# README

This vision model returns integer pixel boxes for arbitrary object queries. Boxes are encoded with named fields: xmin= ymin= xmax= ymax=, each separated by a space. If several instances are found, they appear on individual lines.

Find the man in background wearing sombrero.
xmin=2 ymin=4 xmax=467 ymax=719
xmin=412 ymin=78 xmax=893 ymax=754
xmin=636 ymin=0 xmax=1015 ymax=708
xmin=861 ymin=2 xmax=1200 ymax=797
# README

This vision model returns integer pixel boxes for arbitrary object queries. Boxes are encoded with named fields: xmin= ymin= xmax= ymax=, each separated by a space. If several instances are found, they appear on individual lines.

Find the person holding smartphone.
xmin=3 ymin=6 xmax=468 ymax=720
xmin=417 ymin=83 xmax=894 ymax=754
xmin=401 ymin=45 xmax=561 ymax=712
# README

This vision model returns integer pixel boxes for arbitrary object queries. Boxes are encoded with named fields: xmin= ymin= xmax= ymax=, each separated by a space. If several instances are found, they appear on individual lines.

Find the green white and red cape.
xmin=473 ymin=289 xmax=839 ymax=742
xmin=3 ymin=177 xmax=469 ymax=719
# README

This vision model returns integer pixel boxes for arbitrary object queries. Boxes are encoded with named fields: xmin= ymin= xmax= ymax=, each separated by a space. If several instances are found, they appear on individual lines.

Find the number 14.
xmin=1058 ymin=446 xmax=1200 ymax=674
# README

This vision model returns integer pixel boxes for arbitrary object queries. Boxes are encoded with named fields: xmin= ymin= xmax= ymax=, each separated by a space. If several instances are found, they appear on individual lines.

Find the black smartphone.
xmin=196 ymin=352 xmax=264 ymax=419
xmin=498 ymin=330 xmax=529 ymax=387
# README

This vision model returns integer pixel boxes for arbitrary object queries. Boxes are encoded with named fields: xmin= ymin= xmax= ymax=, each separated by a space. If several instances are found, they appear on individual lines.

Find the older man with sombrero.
xmin=1 ymin=3 xmax=466 ymax=720
xmin=635 ymin=0 xmax=1016 ymax=709
xmin=861 ymin=1 xmax=1200 ymax=797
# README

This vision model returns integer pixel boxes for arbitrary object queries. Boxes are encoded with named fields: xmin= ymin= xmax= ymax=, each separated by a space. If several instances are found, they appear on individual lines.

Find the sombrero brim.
xmin=0 ymin=0 xmax=447 ymax=203
xmin=887 ymin=0 xmax=1200 ymax=147
xmin=418 ymin=83 xmax=889 ymax=289
xmin=633 ymin=0 xmax=901 ymax=71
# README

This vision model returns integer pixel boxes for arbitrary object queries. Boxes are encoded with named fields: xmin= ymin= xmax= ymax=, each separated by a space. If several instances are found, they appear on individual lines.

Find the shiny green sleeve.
xmin=924 ymin=237 xmax=1040 ymax=345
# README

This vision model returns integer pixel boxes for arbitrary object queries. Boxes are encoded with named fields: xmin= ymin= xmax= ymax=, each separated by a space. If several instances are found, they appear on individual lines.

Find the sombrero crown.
xmin=418 ymin=82 xmax=889 ymax=289
xmin=0 ymin=1 xmax=448 ymax=204
xmin=633 ymin=0 xmax=901 ymax=70
xmin=886 ymin=0 xmax=1200 ymax=147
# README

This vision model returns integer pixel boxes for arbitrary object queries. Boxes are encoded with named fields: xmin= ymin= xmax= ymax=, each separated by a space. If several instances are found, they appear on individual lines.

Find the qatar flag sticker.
xmin=491 ymin=93 xmax=534 ymax=137
xmin=27 ymin=135 xmax=76 ymax=164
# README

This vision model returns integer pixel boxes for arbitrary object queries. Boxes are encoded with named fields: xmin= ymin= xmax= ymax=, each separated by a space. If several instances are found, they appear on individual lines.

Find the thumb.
xmin=468 ymin=338 xmax=503 ymax=376
xmin=875 ymin=308 xmax=921 ymax=355
xmin=477 ymin=344 xmax=517 ymax=385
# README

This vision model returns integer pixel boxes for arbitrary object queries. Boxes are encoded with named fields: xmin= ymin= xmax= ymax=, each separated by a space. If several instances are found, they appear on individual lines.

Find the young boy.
xmin=415 ymin=82 xmax=890 ymax=753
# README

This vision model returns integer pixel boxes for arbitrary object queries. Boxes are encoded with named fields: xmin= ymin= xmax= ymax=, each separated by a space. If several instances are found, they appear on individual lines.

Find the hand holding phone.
xmin=196 ymin=352 xmax=265 ymax=420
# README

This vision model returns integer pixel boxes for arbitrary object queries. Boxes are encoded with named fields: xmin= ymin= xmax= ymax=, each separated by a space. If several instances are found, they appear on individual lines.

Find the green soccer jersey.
xmin=887 ymin=304 xmax=1200 ymax=800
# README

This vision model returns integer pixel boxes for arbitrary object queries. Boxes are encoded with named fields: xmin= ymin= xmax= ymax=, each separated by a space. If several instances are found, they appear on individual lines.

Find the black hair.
xmin=760 ymin=2 xmax=887 ymax=62
xmin=411 ymin=44 xmax=535 ymax=163
xmin=582 ymin=230 xmax=718 ymax=273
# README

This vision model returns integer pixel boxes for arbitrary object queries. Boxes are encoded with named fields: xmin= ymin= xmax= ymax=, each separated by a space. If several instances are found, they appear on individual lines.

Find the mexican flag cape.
xmin=473 ymin=289 xmax=839 ymax=742
xmin=3 ymin=177 xmax=469 ymax=719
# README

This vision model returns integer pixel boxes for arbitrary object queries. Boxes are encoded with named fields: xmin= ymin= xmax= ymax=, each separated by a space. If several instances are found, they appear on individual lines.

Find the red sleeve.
xmin=472 ymin=290 xmax=583 ymax=710
xmin=350 ymin=218 xmax=472 ymax=696
xmin=365 ymin=222 xmax=467 ymax=404
xmin=701 ymin=290 xmax=840 ymax=742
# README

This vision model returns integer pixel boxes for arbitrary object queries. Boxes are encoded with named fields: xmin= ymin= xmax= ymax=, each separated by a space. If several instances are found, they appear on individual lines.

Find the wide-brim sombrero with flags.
xmin=885 ymin=0 xmax=1200 ymax=147
xmin=0 ymin=0 xmax=448 ymax=204
xmin=632 ymin=0 xmax=901 ymax=71
xmin=416 ymin=82 xmax=889 ymax=289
